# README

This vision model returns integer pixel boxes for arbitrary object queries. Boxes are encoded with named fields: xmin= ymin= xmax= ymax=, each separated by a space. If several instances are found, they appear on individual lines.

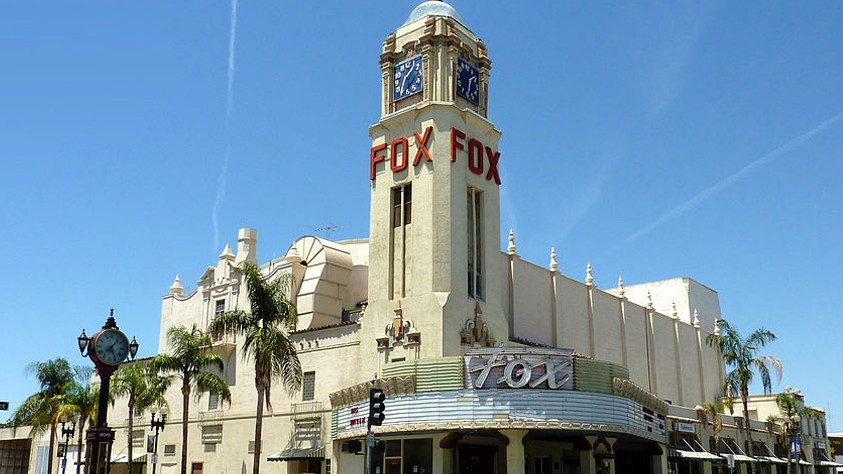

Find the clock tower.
xmin=363 ymin=1 xmax=507 ymax=371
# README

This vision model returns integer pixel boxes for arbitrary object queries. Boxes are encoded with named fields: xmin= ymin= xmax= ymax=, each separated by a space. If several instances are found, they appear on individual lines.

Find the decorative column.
xmin=617 ymin=276 xmax=629 ymax=368
xmin=506 ymin=229 xmax=517 ymax=337
xmin=645 ymin=291 xmax=658 ymax=394
xmin=549 ymin=248 xmax=559 ymax=347
xmin=671 ymin=302 xmax=685 ymax=406
xmin=693 ymin=309 xmax=707 ymax=403
xmin=714 ymin=318 xmax=725 ymax=391
xmin=585 ymin=262 xmax=596 ymax=358
xmin=579 ymin=438 xmax=597 ymax=474
xmin=501 ymin=429 xmax=526 ymax=474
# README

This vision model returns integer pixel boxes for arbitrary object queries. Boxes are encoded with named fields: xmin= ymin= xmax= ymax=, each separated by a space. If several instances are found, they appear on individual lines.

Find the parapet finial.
xmin=646 ymin=290 xmax=654 ymax=310
xmin=714 ymin=317 xmax=721 ymax=336
xmin=169 ymin=274 xmax=184 ymax=295
xmin=617 ymin=275 xmax=625 ymax=298
xmin=507 ymin=229 xmax=517 ymax=255
xmin=219 ymin=243 xmax=235 ymax=261
xmin=585 ymin=262 xmax=594 ymax=287
xmin=671 ymin=301 xmax=678 ymax=319
xmin=693 ymin=309 xmax=701 ymax=328
xmin=549 ymin=247 xmax=558 ymax=272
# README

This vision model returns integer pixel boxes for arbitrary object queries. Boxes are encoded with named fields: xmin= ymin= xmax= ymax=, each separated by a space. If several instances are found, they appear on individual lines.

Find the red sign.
xmin=370 ymin=126 xmax=500 ymax=185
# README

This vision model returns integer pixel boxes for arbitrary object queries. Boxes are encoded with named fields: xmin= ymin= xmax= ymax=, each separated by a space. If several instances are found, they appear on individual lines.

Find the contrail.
xmin=605 ymin=110 xmax=843 ymax=255
xmin=212 ymin=0 xmax=239 ymax=252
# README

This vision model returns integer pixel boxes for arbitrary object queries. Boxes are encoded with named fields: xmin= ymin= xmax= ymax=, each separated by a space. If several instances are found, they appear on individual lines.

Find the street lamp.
xmin=788 ymin=413 xmax=802 ymax=474
xmin=59 ymin=415 xmax=76 ymax=474
xmin=149 ymin=404 xmax=169 ymax=474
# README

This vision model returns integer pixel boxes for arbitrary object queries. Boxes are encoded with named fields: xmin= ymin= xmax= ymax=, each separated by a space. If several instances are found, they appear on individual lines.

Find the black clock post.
xmin=77 ymin=309 xmax=139 ymax=474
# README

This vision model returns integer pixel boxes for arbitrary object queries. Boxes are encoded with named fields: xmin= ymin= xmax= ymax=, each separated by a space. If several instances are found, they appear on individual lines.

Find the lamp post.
xmin=60 ymin=416 xmax=76 ymax=474
xmin=77 ymin=309 xmax=139 ymax=474
xmin=788 ymin=414 xmax=802 ymax=474
xmin=149 ymin=405 xmax=168 ymax=474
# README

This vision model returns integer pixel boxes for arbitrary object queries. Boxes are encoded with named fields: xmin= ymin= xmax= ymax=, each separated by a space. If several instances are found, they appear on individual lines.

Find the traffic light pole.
xmin=366 ymin=429 xmax=374 ymax=474
xmin=366 ymin=387 xmax=385 ymax=474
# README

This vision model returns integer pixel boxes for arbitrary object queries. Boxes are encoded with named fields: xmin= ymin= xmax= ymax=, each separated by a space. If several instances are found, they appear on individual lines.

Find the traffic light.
xmin=368 ymin=388 xmax=386 ymax=428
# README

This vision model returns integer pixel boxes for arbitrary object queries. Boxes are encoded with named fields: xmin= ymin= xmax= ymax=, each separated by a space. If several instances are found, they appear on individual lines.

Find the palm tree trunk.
xmin=48 ymin=423 xmax=57 ymax=474
xmin=127 ymin=401 xmax=135 ymax=474
xmin=76 ymin=416 xmax=85 ymax=474
xmin=181 ymin=383 xmax=190 ymax=474
xmin=253 ymin=388 xmax=264 ymax=474
xmin=741 ymin=387 xmax=755 ymax=474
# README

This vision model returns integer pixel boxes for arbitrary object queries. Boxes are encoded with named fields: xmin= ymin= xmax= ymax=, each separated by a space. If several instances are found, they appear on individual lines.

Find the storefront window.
xmin=402 ymin=438 xmax=432 ymax=474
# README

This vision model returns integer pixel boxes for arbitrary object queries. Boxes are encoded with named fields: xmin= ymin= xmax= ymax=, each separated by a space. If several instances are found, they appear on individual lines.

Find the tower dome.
xmin=403 ymin=1 xmax=463 ymax=26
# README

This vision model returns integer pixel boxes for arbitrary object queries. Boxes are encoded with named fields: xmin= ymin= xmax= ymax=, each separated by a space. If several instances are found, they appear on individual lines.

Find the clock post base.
xmin=85 ymin=427 xmax=115 ymax=474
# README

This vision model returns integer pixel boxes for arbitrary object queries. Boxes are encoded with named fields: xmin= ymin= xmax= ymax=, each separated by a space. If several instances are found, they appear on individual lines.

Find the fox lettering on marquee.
xmin=369 ymin=126 xmax=501 ymax=185
xmin=464 ymin=349 xmax=574 ymax=390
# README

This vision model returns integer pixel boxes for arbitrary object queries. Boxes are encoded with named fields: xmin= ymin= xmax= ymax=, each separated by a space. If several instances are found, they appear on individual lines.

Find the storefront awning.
xmin=790 ymin=459 xmax=811 ymax=466
xmin=755 ymin=456 xmax=787 ymax=464
xmin=674 ymin=449 xmax=722 ymax=461
xmin=110 ymin=453 xmax=147 ymax=464
xmin=818 ymin=460 xmax=843 ymax=467
xmin=730 ymin=454 xmax=757 ymax=463
xmin=267 ymin=446 xmax=324 ymax=462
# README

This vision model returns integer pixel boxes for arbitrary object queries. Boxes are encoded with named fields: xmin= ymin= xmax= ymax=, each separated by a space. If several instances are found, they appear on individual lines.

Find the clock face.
xmin=94 ymin=329 xmax=129 ymax=366
xmin=393 ymin=55 xmax=423 ymax=101
xmin=456 ymin=58 xmax=480 ymax=104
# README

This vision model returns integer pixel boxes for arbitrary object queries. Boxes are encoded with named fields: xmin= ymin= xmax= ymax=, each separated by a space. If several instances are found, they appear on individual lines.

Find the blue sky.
xmin=2 ymin=1 xmax=841 ymax=428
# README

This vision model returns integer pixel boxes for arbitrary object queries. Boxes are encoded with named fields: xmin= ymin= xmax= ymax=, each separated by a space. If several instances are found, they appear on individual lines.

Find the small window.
xmin=302 ymin=371 xmax=316 ymax=401
xmin=325 ymin=459 xmax=331 ymax=474
xmin=403 ymin=184 xmax=412 ymax=225
xmin=208 ymin=392 xmax=219 ymax=411
xmin=248 ymin=440 xmax=262 ymax=454
xmin=391 ymin=184 xmax=412 ymax=227
xmin=385 ymin=440 xmax=402 ymax=457
xmin=131 ymin=430 xmax=144 ymax=448
xmin=215 ymin=299 xmax=225 ymax=315
xmin=391 ymin=357 xmax=406 ymax=363
xmin=164 ymin=444 xmax=176 ymax=456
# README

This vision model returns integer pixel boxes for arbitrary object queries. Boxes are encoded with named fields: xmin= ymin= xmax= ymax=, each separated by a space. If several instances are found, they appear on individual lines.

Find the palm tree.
xmin=57 ymin=367 xmax=99 ymax=474
xmin=707 ymin=319 xmax=782 ymax=454
xmin=111 ymin=363 xmax=172 ymax=474
xmin=10 ymin=358 xmax=75 ymax=474
xmin=700 ymin=399 xmax=725 ymax=457
xmin=152 ymin=326 xmax=231 ymax=474
xmin=208 ymin=262 xmax=302 ymax=474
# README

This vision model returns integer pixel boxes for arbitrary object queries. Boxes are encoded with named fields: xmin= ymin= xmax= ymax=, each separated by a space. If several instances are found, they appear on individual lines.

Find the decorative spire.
xmin=474 ymin=300 xmax=482 ymax=317
xmin=693 ymin=309 xmax=701 ymax=328
xmin=671 ymin=301 xmax=678 ymax=319
xmin=646 ymin=290 xmax=654 ymax=310
xmin=169 ymin=274 xmax=184 ymax=295
xmin=714 ymin=318 xmax=721 ymax=336
xmin=506 ymin=229 xmax=517 ymax=255
xmin=549 ymin=247 xmax=558 ymax=272
xmin=585 ymin=262 xmax=594 ymax=287
xmin=617 ymin=275 xmax=625 ymax=298
xmin=219 ymin=243 xmax=235 ymax=261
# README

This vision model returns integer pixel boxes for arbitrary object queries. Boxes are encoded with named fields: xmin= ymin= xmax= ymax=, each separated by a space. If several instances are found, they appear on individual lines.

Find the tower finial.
xmin=507 ymin=229 xmax=517 ymax=255
xmin=693 ymin=308 xmax=701 ymax=328
xmin=585 ymin=262 xmax=594 ymax=287
xmin=617 ymin=275 xmax=625 ymax=298
xmin=549 ymin=247 xmax=558 ymax=272
xmin=170 ymin=274 xmax=184 ymax=295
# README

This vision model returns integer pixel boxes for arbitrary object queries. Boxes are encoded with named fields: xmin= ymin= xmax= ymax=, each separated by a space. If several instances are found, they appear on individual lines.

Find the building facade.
xmin=5 ymin=2 xmax=836 ymax=474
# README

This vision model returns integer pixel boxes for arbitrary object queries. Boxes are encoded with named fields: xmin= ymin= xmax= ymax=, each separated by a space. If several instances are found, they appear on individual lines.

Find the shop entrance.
xmin=458 ymin=445 xmax=498 ymax=474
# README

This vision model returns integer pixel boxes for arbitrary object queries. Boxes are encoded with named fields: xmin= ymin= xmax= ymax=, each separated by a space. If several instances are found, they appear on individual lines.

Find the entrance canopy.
xmin=267 ymin=446 xmax=324 ymax=462
xmin=110 ymin=453 xmax=147 ymax=464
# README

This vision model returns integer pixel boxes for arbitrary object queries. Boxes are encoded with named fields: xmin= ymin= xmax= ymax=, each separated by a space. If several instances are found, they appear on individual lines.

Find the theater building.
xmin=95 ymin=2 xmax=840 ymax=474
